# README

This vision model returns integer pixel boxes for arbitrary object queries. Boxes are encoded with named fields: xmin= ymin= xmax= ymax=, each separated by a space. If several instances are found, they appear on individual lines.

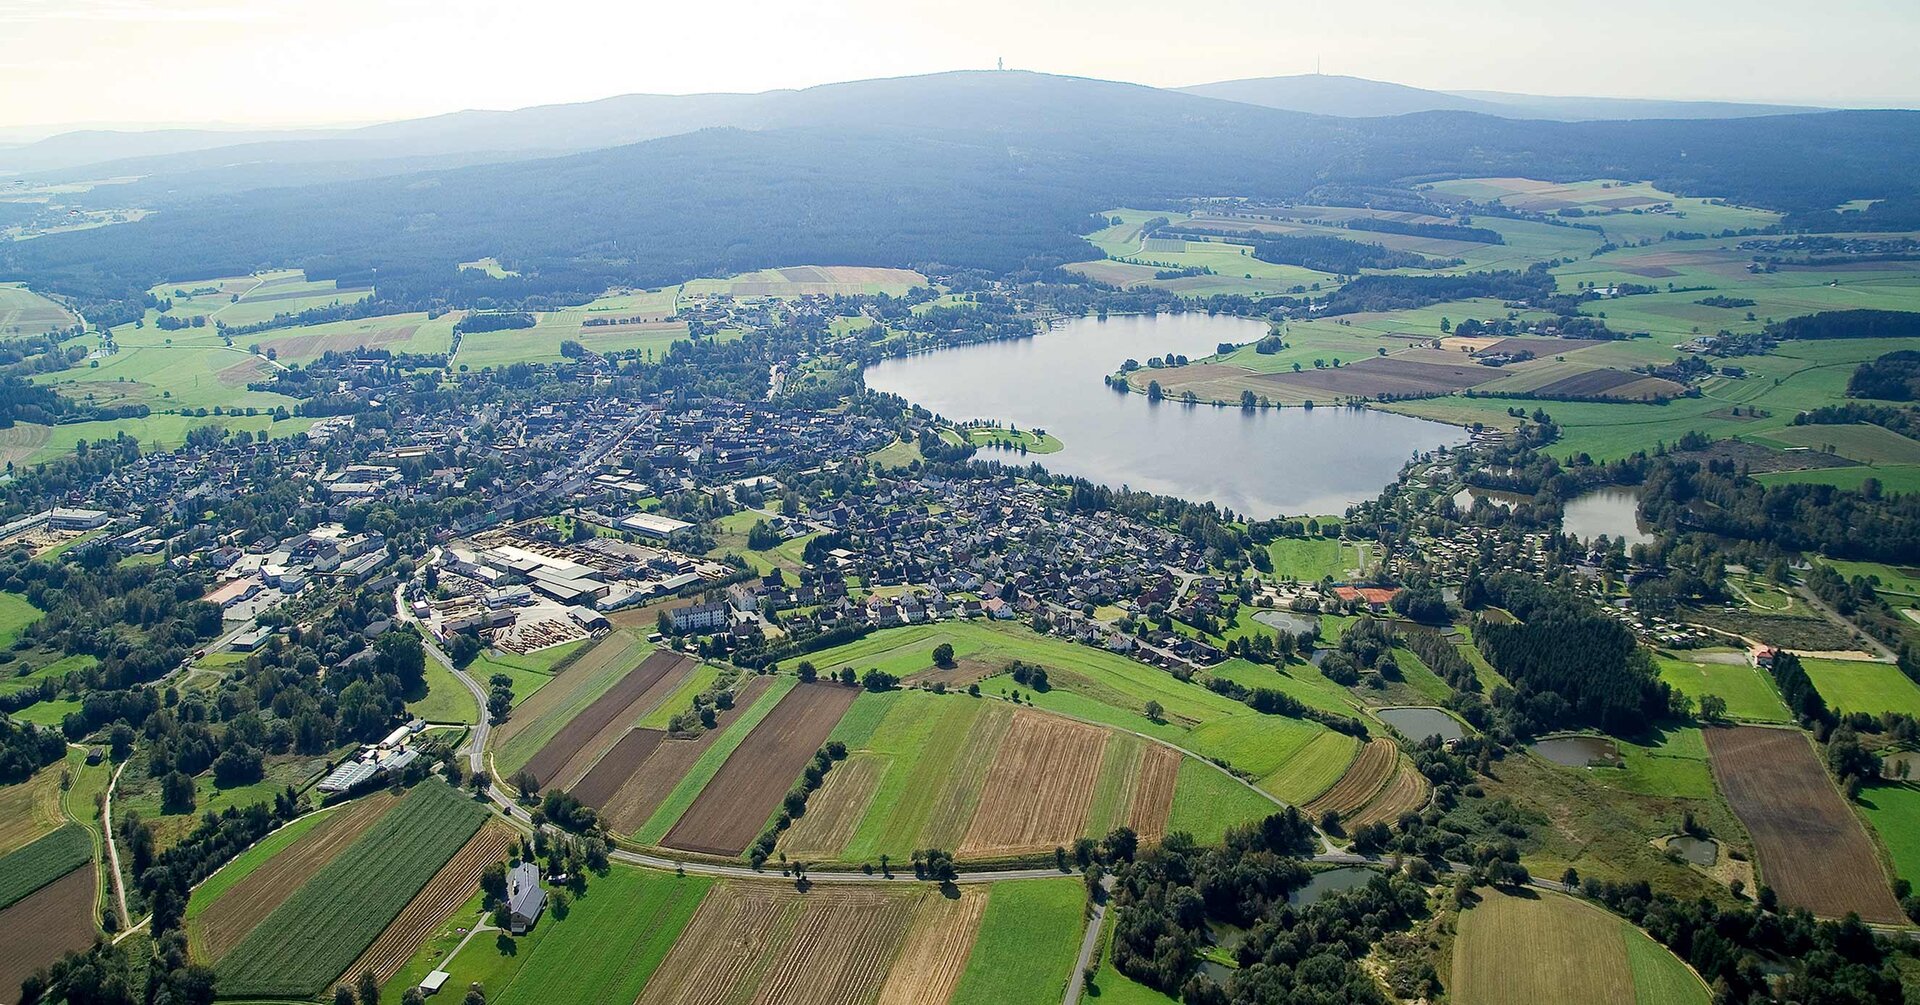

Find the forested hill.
xmin=8 ymin=71 xmax=1920 ymax=312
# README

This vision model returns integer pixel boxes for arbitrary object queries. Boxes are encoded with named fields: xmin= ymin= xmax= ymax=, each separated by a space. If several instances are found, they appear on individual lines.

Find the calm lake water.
xmin=1562 ymin=486 xmax=1654 ymax=547
xmin=1288 ymin=867 xmax=1380 ymax=906
xmin=864 ymin=314 xmax=1466 ymax=518
xmin=1531 ymin=734 xmax=1622 ymax=767
xmin=1376 ymin=706 xmax=1466 ymax=743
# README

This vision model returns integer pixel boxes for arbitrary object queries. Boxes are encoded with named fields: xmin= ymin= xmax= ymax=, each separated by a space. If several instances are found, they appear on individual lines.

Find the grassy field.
xmin=1754 ymin=464 xmax=1920 ymax=495
xmin=1860 ymin=783 xmax=1920 ymax=886
xmin=185 ymin=807 xmax=337 ymax=925
xmin=251 ymin=310 xmax=459 ymax=365
xmin=1265 ymin=536 xmax=1359 ymax=581
xmin=375 ymin=866 xmax=715 ymax=1005
xmin=0 ymin=591 xmax=43 ymax=649
xmin=407 ymin=657 xmax=480 ymax=724
xmin=214 ymin=781 xmax=488 ymax=998
xmin=0 ymin=283 xmax=77 ymax=337
xmin=951 ymin=878 xmax=1087 ymax=1005
xmin=1654 ymin=656 xmax=1791 ymax=722
xmin=958 ymin=425 xmax=1064 ymax=454
xmin=1820 ymin=558 xmax=1920 ymax=600
xmin=145 ymin=269 xmax=370 ymax=331
xmin=1763 ymin=423 xmax=1920 ymax=464
xmin=0 ymin=824 xmax=91 ymax=911
xmin=492 ymin=632 xmax=647 ymax=775
xmin=1452 ymin=887 xmax=1707 ymax=1005
xmin=0 ymin=755 xmax=83 ymax=856
xmin=1167 ymin=757 xmax=1284 ymax=843
xmin=1801 ymin=658 xmax=1920 ymax=717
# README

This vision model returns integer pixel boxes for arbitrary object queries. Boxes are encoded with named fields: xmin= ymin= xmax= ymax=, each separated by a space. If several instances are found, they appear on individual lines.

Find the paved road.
xmin=1064 ymin=875 xmax=1114 ymax=1004
xmin=394 ymin=572 xmax=491 ymax=777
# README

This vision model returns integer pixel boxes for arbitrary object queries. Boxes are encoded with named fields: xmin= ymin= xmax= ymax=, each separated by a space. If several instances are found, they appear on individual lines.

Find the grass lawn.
xmin=630 ymin=675 xmax=797 ymax=845
xmin=952 ymin=878 xmax=1087 ymax=1005
xmin=1655 ymin=657 xmax=1791 ymax=723
xmin=490 ymin=867 xmax=712 ymax=1005
xmin=0 ymin=592 xmax=43 ymax=646
xmin=1753 ymin=464 xmax=1920 ymax=495
xmin=1168 ymin=758 xmax=1284 ymax=844
xmin=1265 ymin=537 xmax=1353 ymax=581
xmin=1860 ymin=783 xmax=1920 ymax=887
xmin=1820 ymin=558 xmax=1920 ymax=600
xmin=1183 ymin=716 xmax=1356 ymax=804
xmin=1802 ymin=658 xmax=1920 ymax=718
xmin=408 ymin=658 xmax=480 ymax=724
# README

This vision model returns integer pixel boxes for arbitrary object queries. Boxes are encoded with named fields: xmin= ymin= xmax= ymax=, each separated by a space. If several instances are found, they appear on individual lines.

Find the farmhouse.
xmin=507 ymin=861 xmax=545 ymax=934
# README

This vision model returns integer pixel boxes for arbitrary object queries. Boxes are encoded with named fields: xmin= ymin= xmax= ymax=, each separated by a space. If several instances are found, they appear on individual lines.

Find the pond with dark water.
xmin=1288 ymin=867 xmax=1381 ymax=907
xmin=864 ymin=314 xmax=1467 ymax=518
xmin=1531 ymin=734 xmax=1623 ymax=767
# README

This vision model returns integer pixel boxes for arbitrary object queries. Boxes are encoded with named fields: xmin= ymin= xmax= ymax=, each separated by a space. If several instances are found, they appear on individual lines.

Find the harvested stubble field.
xmin=215 ymin=782 xmax=488 ymax=998
xmin=569 ymin=727 xmax=666 ymax=806
xmin=0 ymin=823 xmax=91 ymax=911
xmin=1347 ymin=756 xmax=1431 ymax=828
xmin=0 ymin=865 xmax=98 ymax=999
xmin=599 ymin=675 xmax=775 ymax=835
xmin=1451 ymin=887 xmax=1707 ymax=1005
xmin=1305 ymin=738 xmax=1397 ymax=818
xmin=776 ymin=752 xmax=886 ymax=859
xmin=0 ymin=759 xmax=74 ymax=856
xmin=1703 ymin=726 xmax=1903 ymax=923
xmin=1253 ymin=352 xmax=1494 ymax=399
xmin=343 ymin=822 xmax=514 ymax=987
xmin=959 ymin=709 xmax=1109 ymax=858
xmin=638 ymin=881 xmax=920 ymax=1005
xmin=877 ymin=886 xmax=988 ymax=1005
xmin=534 ymin=650 xmax=696 ymax=790
xmin=662 ymin=681 xmax=859 ymax=856
xmin=1082 ymin=733 xmax=1181 ymax=844
xmin=193 ymin=791 xmax=399 ymax=961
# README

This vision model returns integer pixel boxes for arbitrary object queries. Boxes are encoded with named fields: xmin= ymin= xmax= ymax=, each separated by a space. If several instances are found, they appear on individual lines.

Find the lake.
xmin=1562 ymin=486 xmax=1654 ymax=547
xmin=1288 ymin=867 xmax=1380 ymax=907
xmin=1531 ymin=734 xmax=1623 ymax=767
xmin=864 ymin=314 xmax=1467 ymax=518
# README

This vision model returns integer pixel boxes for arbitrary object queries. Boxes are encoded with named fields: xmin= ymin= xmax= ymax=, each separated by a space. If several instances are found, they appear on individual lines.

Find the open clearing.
xmin=0 ymin=865 xmax=98 ymax=1000
xmin=1452 ymin=887 xmax=1706 ymax=1005
xmin=1800 ymin=657 xmax=1920 ymax=717
xmin=0 ymin=283 xmax=77 ymax=336
xmin=661 ymin=680 xmax=859 ymax=857
xmin=1703 ymin=726 xmax=1903 ymax=923
xmin=1655 ymin=657 xmax=1792 ymax=722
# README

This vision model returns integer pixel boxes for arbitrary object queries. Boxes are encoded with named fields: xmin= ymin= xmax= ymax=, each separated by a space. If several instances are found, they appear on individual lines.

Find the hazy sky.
xmin=5 ymin=0 xmax=1918 ymax=129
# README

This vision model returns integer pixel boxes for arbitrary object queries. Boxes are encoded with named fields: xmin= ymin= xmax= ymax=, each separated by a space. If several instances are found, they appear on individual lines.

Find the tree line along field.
xmin=1451 ymin=887 xmax=1709 ymax=1005
xmin=208 ymin=780 xmax=491 ymax=999
xmin=380 ymin=865 xmax=1084 ymax=1005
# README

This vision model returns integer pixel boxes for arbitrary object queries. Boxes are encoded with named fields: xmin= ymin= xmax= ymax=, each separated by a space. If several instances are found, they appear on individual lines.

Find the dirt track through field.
xmin=959 ymin=709 xmax=1108 ymax=858
xmin=570 ymin=728 xmax=666 ymax=808
xmin=1127 ymin=743 xmax=1182 ymax=842
xmin=875 ymin=887 xmax=987 ymax=1005
xmin=546 ymin=653 xmax=696 ymax=790
xmin=343 ymin=822 xmax=513 ymax=987
xmin=0 ymin=866 xmax=97 ymax=1001
xmin=1704 ymin=725 xmax=1904 ymax=923
xmin=663 ymin=682 xmax=859 ymax=857
xmin=195 ymin=792 xmax=398 ymax=961
xmin=600 ymin=676 xmax=773 ymax=835
xmin=523 ymin=649 xmax=689 ymax=790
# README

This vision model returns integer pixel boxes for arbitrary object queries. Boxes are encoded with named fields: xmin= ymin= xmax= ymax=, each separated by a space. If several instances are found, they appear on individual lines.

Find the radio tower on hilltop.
xmin=998 ymin=56 xmax=1004 ymax=71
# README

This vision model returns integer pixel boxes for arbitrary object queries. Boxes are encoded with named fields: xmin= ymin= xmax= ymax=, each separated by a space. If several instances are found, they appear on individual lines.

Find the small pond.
xmin=1252 ymin=610 xmax=1317 ymax=634
xmin=1376 ymin=706 xmax=1466 ymax=743
xmin=1288 ymin=867 xmax=1380 ymax=907
xmin=1664 ymin=834 xmax=1719 ymax=867
xmin=1452 ymin=487 xmax=1531 ymax=511
xmin=1562 ymin=486 xmax=1655 ymax=547
xmin=1531 ymin=734 xmax=1623 ymax=767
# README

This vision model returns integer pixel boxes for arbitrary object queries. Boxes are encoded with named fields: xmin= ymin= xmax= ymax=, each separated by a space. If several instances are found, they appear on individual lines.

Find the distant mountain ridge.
xmin=0 ymin=70 xmax=1851 ymax=186
xmin=1180 ymin=74 xmax=1825 ymax=120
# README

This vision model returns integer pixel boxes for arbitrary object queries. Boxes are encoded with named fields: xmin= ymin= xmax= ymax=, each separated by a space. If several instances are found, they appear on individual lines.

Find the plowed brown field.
xmin=569 ymin=728 xmax=665 ymax=808
xmin=1127 ymin=743 xmax=1181 ymax=842
xmin=875 ymin=887 xmax=987 ymax=1005
xmin=600 ymin=676 xmax=773 ymax=835
xmin=341 ymin=822 xmax=513 ymax=988
xmin=195 ymin=792 xmax=399 ymax=961
xmin=663 ymin=682 xmax=859 ymax=857
xmin=523 ymin=649 xmax=691 ymax=790
xmin=777 ymin=753 xmax=884 ymax=859
xmin=639 ymin=882 xmax=919 ymax=1005
xmin=0 ymin=866 xmax=97 ymax=1000
xmin=1704 ymin=726 xmax=1903 ymax=923
xmin=546 ymin=654 xmax=696 ymax=790
xmin=958 ymin=709 xmax=1108 ymax=858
